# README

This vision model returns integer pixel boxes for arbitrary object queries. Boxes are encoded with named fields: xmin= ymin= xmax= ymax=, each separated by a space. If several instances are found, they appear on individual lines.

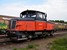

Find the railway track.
xmin=0 ymin=35 xmax=11 ymax=46
xmin=0 ymin=31 xmax=67 ymax=45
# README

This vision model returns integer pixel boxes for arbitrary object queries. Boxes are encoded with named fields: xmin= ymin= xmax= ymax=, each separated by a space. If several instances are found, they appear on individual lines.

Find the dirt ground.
xmin=0 ymin=31 xmax=67 ymax=50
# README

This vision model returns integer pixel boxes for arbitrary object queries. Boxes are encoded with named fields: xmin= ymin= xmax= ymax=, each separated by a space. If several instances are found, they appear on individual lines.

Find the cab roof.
xmin=20 ymin=10 xmax=46 ymax=14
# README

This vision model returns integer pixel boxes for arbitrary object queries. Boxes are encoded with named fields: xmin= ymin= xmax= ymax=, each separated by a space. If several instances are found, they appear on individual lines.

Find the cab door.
xmin=35 ymin=12 xmax=47 ymax=31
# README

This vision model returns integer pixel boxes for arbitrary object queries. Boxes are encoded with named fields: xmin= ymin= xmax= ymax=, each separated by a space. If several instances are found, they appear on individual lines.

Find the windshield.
xmin=20 ymin=11 xmax=36 ymax=18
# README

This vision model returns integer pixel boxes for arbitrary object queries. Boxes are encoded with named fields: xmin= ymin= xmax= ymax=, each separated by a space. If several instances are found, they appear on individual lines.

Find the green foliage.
xmin=49 ymin=20 xmax=55 ymax=22
xmin=64 ymin=22 xmax=67 ymax=24
xmin=49 ymin=20 xmax=64 ymax=23
xmin=13 ymin=48 xmax=17 ymax=50
xmin=50 ymin=38 xmax=67 ymax=50
xmin=49 ymin=20 xmax=67 ymax=24
xmin=27 ymin=44 xmax=38 ymax=49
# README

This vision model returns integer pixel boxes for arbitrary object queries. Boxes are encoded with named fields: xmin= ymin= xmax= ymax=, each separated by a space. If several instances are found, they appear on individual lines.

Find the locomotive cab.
xmin=20 ymin=10 xmax=47 ymax=21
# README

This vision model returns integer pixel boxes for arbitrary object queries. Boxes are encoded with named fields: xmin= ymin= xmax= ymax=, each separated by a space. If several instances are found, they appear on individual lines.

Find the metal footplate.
xmin=17 ymin=35 xmax=28 ymax=40
xmin=17 ymin=38 xmax=28 ymax=40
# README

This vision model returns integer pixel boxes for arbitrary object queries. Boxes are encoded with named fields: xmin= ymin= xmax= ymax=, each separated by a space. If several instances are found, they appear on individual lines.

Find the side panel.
xmin=26 ymin=21 xmax=35 ymax=31
xmin=46 ymin=22 xmax=54 ymax=30
xmin=15 ymin=21 xmax=35 ymax=31
xmin=15 ymin=21 xmax=26 ymax=31
xmin=13 ymin=20 xmax=47 ymax=31
xmin=35 ymin=21 xmax=47 ymax=31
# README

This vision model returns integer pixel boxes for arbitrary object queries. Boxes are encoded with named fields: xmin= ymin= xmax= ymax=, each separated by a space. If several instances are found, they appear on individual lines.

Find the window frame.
xmin=36 ymin=12 xmax=46 ymax=21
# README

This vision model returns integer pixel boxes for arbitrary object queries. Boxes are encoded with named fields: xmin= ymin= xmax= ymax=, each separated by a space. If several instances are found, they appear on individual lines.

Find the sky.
xmin=0 ymin=0 xmax=67 ymax=21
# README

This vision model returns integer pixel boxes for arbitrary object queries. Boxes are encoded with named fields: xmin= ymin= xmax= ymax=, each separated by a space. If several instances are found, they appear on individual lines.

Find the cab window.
xmin=36 ymin=13 xmax=46 ymax=21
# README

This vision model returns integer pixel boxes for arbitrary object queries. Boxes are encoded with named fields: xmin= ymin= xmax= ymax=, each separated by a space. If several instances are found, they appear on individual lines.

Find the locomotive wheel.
xmin=50 ymin=31 xmax=54 ymax=36
xmin=26 ymin=34 xmax=33 ymax=41
xmin=42 ymin=32 xmax=48 ymax=38
xmin=28 ymin=35 xmax=33 ymax=39
xmin=26 ymin=32 xmax=35 ymax=41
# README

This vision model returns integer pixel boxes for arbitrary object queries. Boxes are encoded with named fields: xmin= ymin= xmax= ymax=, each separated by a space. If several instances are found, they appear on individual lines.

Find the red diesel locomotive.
xmin=7 ymin=10 xmax=54 ymax=40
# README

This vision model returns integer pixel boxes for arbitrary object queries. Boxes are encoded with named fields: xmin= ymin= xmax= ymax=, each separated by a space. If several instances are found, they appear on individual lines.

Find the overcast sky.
xmin=0 ymin=0 xmax=67 ymax=21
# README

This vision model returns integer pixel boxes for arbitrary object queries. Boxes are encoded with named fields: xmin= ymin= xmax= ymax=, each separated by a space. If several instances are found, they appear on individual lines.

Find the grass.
xmin=13 ymin=43 xmax=39 ymax=50
xmin=27 ymin=44 xmax=38 ymax=49
xmin=50 ymin=37 xmax=67 ymax=50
